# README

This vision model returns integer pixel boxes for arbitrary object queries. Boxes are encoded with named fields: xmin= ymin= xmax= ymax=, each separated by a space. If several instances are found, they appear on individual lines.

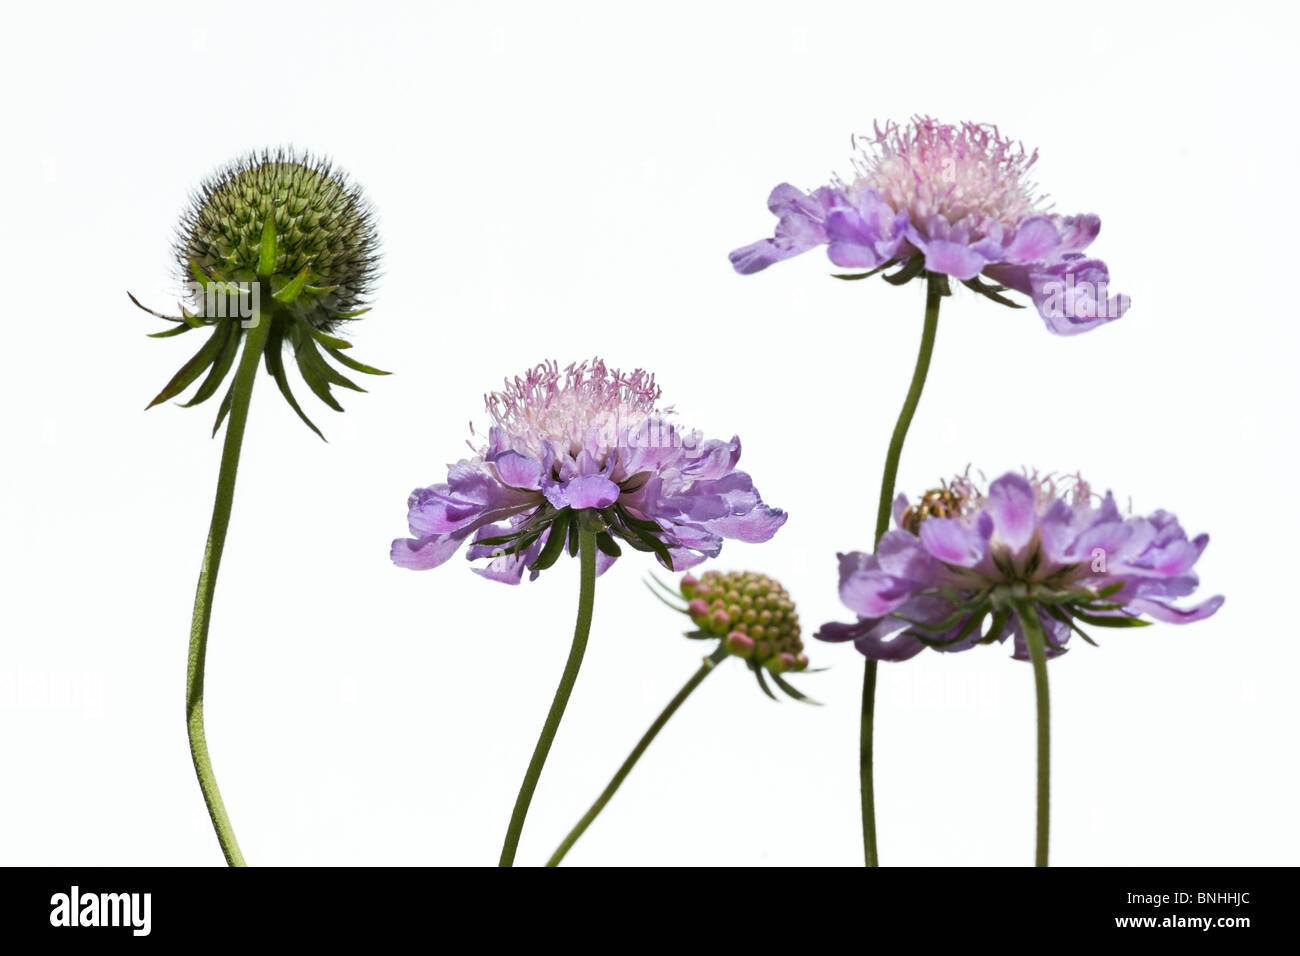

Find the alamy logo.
xmin=1038 ymin=274 xmax=1123 ymax=320
xmin=49 ymin=886 xmax=151 ymax=937
xmin=184 ymin=279 xmax=261 ymax=327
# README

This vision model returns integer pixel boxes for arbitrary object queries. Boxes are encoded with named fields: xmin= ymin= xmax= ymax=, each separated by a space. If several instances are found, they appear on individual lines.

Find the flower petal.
xmin=545 ymin=474 xmax=621 ymax=510
xmin=854 ymin=628 xmax=926 ymax=662
xmin=987 ymin=472 xmax=1037 ymax=551
xmin=390 ymin=533 xmax=465 ymax=571
xmin=1052 ymin=214 xmax=1101 ymax=254
xmin=921 ymin=239 xmax=988 ymax=280
xmin=1029 ymin=257 xmax=1130 ymax=335
xmin=728 ymin=184 xmax=833 ymax=274
xmin=1003 ymin=216 xmax=1060 ymax=263
xmin=840 ymin=568 xmax=919 ymax=617
xmin=1129 ymin=594 xmax=1224 ymax=623
xmin=492 ymin=450 xmax=543 ymax=490
xmin=918 ymin=518 xmax=987 ymax=567
xmin=707 ymin=505 xmax=788 ymax=543
xmin=814 ymin=619 xmax=871 ymax=643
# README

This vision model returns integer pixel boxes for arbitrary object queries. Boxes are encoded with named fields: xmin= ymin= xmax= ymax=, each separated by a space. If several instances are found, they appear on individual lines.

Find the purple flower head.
xmin=730 ymin=116 xmax=1130 ymax=335
xmin=391 ymin=359 xmax=787 ymax=583
xmin=815 ymin=470 xmax=1222 ymax=662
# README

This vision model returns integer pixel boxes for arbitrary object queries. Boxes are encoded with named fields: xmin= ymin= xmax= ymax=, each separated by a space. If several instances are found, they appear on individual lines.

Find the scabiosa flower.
xmin=400 ymin=360 xmax=787 ymax=866
xmin=817 ymin=470 xmax=1222 ymax=661
xmin=391 ymin=359 xmax=787 ymax=583
xmin=131 ymin=148 xmax=387 ymax=438
xmin=130 ymin=149 xmax=387 ymax=867
xmin=817 ymin=469 xmax=1220 ymax=865
xmin=730 ymin=116 xmax=1130 ymax=335
xmin=729 ymin=118 xmax=1135 ymax=866
xmin=547 ymin=569 xmax=812 ymax=866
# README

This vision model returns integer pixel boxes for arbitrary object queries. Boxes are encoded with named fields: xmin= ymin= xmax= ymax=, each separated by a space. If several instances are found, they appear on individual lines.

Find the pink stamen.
xmin=841 ymin=115 xmax=1049 ymax=230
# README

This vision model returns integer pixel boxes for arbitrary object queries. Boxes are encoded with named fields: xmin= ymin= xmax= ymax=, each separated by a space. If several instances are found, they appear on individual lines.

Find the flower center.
xmin=842 ymin=117 xmax=1048 ymax=230
xmin=483 ymin=359 xmax=664 ymax=462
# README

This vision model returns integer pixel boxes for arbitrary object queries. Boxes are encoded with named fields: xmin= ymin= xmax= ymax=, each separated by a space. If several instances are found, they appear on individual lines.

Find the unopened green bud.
xmin=132 ymin=148 xmax=388 ymax=440
xmin=179 ymin=149 xmax=378 ymax=332
xmin=678 ymin=570 xmax=806 ymax=670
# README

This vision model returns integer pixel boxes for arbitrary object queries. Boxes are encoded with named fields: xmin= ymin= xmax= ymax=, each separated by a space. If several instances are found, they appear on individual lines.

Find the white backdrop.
xmin=3 ymin=1 xmax=1295 ymax=866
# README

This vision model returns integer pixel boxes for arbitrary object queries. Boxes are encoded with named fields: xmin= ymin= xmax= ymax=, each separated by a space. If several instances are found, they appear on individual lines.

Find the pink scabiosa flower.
xmin=547 ymin=569 xmax=813 ymax=866
xmin=395 ymin=359 xmax=785 ymax=866
xmin=817 ymin=469 xmax=1222 ymax=865
xmin=817 ymin=470 xmax=1222 ymax=661
xmin=730 ymin=116 xmax=1129 ymax=335
xmin=391 ymin=358 xmax=786 ymax=582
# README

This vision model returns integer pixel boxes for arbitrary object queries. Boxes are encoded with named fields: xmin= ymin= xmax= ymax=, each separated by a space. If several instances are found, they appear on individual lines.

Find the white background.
xmin=3 ymin=1 xmax=1296 ymax=867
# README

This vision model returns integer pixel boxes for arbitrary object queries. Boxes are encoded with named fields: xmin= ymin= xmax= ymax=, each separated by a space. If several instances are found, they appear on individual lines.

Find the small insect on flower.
xmin=391 ymin=359 xmax=787 ymax=583
xmin=817 ymin=470 xmax=1223 ymax=662
xmin=129 ymin=148 xmax=387 ymax=439
xmin=900 ymin=482 xmax=970 ymax=534
xmin=730 ymin=116 xmax=1130 ymax=335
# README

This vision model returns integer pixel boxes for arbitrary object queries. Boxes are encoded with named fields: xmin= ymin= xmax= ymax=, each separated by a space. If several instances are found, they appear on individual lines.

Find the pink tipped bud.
xmin=725 ymin=631 xmax=755 ymax=658
xmin=683 ymin=569 xmax=811 ymax=671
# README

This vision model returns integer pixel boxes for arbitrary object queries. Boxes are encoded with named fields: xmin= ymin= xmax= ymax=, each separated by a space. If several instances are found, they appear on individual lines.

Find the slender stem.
xmin=859 ymin=657 xmax=879 ymax=865
xmin=873 ymin=274 xmax=945 ymax=541
xmin=186 ymin=308 xmax=272 ymax=867
xmin=547 ymin=644 xmax=729 ymax=866
xmin=498 ymin=522 xmax=599 ymax=866
xmin=861 ymin=272 xmax=944 ymax=867
xmin=1013 ymin=598 xmax=1051 ymax=867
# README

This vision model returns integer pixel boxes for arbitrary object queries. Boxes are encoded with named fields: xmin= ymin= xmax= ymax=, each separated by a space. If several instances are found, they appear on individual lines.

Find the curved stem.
xmin=861 ymin=272 xmax=944 ymax=867
xmin=872 ymin=274 xmax=945 ymax=543
xmin=547 ymin=644 xmax=729 ymax=866
xmin=498 ymin=522 xmax=599 ymax=866
xmin=186 ymin=309 xmax=272 ymax=867
xmin=1013 ymin=599 xmax=1051 ymax=867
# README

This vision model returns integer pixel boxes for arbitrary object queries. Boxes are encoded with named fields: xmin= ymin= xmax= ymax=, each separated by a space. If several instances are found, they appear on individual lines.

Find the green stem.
xmin=186 ymin=308 xmax=272 ymax=867
xmin=498 ymin=522 xmax=599 ymax=866
xmin=1013 ymin=598 xmax=1051 ymax=867
xmin=861 ymin=272 xmax=945 ymax=867
xmin=546 ymin=644 xmax=729 ymax=866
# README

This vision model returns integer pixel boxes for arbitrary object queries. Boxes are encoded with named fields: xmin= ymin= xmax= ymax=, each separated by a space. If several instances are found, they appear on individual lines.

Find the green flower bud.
xmin=178 ymin=149 xmax=378 ymax=332
xmin=649 ymin=570 xmax=816 ymax=704
xmin=678 ymin=570 xmax=808 ymax=672
xmin=131 ymin=149 xmax=389 ymax=440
